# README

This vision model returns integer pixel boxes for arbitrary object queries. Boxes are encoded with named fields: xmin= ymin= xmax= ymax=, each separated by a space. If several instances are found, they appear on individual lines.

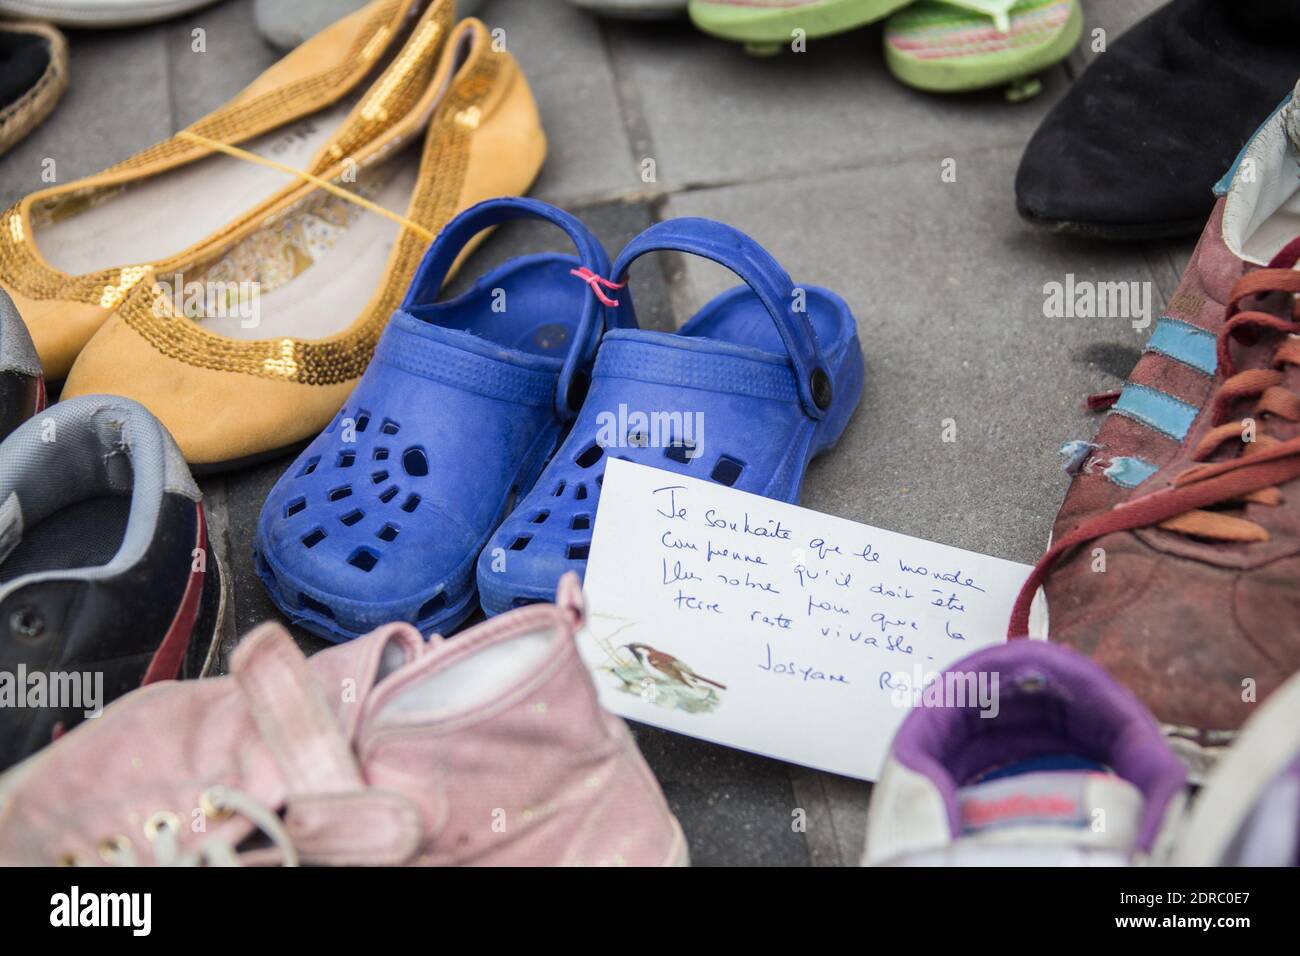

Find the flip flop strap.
xmin=611 ymin=218 xmax=834 ymax=420
xmin=403 ymin=197 xmax=613 ymax=420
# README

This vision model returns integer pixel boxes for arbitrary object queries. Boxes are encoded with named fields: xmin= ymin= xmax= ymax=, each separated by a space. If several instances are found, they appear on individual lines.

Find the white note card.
xmin=577 ymin=459 xmax=1033 ymax=781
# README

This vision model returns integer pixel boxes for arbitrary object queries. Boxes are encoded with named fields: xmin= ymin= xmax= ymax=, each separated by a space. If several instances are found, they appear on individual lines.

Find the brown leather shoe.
xmin=1011 ymin=87 xmax=1300 ymax=778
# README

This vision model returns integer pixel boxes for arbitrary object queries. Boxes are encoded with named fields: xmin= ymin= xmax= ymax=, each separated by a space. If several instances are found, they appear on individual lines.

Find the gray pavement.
xmin=0 ymin=0 xmax=1179 ymax=865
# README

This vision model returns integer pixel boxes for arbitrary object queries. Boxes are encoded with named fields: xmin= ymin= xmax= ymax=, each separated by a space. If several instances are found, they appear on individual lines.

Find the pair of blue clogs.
xmin=254 ymin=197 xmax=865 ymax=642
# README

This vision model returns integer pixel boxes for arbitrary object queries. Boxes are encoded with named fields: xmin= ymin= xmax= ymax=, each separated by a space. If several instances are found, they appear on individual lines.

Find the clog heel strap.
xmin=404 ymin=196 xmax=615 ymax=420
xmin=610 ymin=217 xmax=836 ymax=421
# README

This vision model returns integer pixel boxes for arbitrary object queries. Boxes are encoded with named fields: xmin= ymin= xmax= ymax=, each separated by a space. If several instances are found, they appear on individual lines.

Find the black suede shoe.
xmin=0 ymin=290 xmax=42 ymax=441
xmin=1016 ymin=0 xmax=1300 ymax=240
xmin=0 ymin=396 xmax=226 ymax=771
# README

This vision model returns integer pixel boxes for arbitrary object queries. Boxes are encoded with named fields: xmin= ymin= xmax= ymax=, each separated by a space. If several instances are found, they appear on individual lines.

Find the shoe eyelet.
xmin=10 ymin=606 xmax=45 ymax=640
xmin=1016 ymin=673 xmax=1048 ymax=693
xmin=97 ymin=835 xmax=131 ymax=862
xmin=144 ymin=810 xmax=180 ymax=841
xmin=199 ymin=787 xmax=234 ymax=821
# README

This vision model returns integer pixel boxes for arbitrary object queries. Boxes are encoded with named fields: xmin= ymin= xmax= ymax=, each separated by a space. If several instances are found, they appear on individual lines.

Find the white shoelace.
xmin=99 ymin=786 xmax=299 ymax=867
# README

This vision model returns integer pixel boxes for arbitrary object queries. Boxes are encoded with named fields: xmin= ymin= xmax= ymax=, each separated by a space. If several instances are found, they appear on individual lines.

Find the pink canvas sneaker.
xmin=0 ymin=574 xmax=687 ymax=867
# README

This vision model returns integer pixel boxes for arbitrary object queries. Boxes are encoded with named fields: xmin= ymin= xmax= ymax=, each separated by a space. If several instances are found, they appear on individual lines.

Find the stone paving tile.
xmin=789 ymin=765 xmax=872 ymax=866
xmin=629 ymin=724 xmax=809 ymax=866
xmin=614 ymin=18 xmax=1067 ymax=190
xmin=486 ymin=0 xmax=642 ymax=204
xmin=167 ymin=0 xmax=280 ymax=126
xmin=202 ymin=455 xmax=330 ymax=674
xmin=664 ymin=150 xmax=1177 ymax=566
xmin=0 ymin=26 xmax=171 ymax=209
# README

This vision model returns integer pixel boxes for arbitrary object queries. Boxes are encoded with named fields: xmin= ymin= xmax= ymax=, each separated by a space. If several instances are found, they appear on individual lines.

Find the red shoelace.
xmin=1008 ymin=237 xmax=1300 ymax=637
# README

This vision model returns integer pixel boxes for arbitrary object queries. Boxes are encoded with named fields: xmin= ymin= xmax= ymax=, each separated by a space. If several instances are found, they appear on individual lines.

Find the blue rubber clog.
xmin=477 ymin=217 xmax=865 ymax=614
xmin=254 ymin=197 xmax=616 ymax=642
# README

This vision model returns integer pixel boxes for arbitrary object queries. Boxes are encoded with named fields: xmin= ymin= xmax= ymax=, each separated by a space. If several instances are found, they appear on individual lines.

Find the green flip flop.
xmin=690 ymin=0 xmax=913 ymax=55
xmin=883 ymin=0 xmax=1083 ymax=100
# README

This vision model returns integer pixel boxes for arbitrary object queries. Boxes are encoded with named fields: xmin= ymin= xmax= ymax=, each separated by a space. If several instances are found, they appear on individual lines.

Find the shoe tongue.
xmin=1223 ymin=90 xmax=1300 ymax=265
xmin=957 ymin=771 xmax=1143 ymax=851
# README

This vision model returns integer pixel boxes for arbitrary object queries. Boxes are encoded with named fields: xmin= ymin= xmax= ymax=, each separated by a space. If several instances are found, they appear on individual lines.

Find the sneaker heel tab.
xmin=230 ymin=621 xmax=303 ymax=677
xmin=382 ymin=619 xmax=437 ymax=650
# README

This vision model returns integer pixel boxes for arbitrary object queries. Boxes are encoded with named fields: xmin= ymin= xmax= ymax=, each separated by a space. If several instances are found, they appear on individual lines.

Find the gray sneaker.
xmin=0 ymin=290 xmax=42 ymax=442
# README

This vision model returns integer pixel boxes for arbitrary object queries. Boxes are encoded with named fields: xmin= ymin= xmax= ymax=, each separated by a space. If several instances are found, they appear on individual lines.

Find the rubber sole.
xmin=255 ymin=544 xmax=483 ymax=644
xmin=257 ymin=417 xmax=563 ymax=643
xmin=1162 ymin=727 xmax=1227 ymax=786
xmin=478 ymin=578 xmax=550 ymax=618
xmin=183 ymin=541 xmax=228 ymax=679
xmin=1017 ymin=206 xmax=1209 ymax=242
xmin=884 ymin=1 xmax=1083 ymax=94
xmin=690 ymin=0 xmax=912 ymax=44
xmin=190 ymin=439 xmax=310 ymax=477
xmin=0 ymin=21 xmax=67 ymax=159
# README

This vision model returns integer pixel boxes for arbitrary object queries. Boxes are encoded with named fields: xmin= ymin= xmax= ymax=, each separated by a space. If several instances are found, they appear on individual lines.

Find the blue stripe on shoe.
xmin=1102 ymin=456 xmax=1159 ymax=488
xmin=1144 ymin=316 xmax=1217 ymax=376
xmin=1110 ymin=383 xmax=1199 ymax=441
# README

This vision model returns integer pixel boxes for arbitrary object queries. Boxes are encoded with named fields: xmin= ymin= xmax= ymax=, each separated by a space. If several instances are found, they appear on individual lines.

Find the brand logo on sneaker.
xmin=961 ymin=792 xmax=1080 ymax=830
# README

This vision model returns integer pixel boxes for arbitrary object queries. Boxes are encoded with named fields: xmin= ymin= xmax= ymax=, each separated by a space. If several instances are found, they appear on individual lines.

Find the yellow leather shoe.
xmin=0 ymin=0 xmax=443 ymax=380
xmin=61 ymin=17 xmax=547 ymax=471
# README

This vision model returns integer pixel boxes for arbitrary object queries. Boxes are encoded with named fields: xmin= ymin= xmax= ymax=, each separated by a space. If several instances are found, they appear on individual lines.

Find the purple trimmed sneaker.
xmin=863 ymin=641 xmax=1188 ymax=866
xmin=1172 ymin=668 xmax=1300 ymax=866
